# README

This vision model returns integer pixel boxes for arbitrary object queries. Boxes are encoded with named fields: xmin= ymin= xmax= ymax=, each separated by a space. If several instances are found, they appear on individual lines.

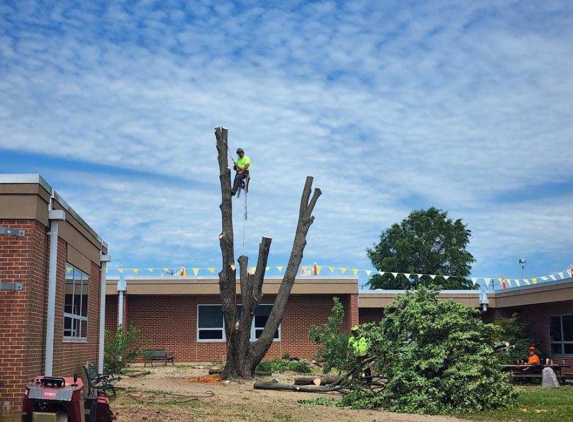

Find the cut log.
xmin=254 ymin=380 xmax=342 ymax=393
xmin=294 ymin=375 xmax=340 ymax=386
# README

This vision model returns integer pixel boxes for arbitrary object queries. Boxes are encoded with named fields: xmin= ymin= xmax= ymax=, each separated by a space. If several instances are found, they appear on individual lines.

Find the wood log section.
xmin=293 ymin=375 xmax=340 ymax=386
xmin=254 ymin=380 xmax=342 ymax=393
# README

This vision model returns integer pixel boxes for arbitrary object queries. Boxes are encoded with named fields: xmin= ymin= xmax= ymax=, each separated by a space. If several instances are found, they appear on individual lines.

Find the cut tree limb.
xmin=293 ymin=375 xmax=340 ymax=386
xmin=253 ymin=380 xmax=342 ymax=393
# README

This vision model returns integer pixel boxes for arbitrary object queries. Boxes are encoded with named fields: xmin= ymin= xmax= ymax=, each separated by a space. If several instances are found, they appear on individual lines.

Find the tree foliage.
xmin=308 ymin=297 xmax=350 ymax=374
xmin=348 ymin=288 xmax=517 ymax=414
xmin=367 ymin=207 xmax=475 ymax=289
xmin=494 ymin=313 xmax=539 ymax=364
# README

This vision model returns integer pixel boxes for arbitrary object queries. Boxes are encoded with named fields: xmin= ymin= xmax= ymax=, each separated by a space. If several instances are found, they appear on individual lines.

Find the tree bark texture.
xmin=214 ymin=127 xmax=321 ymax=380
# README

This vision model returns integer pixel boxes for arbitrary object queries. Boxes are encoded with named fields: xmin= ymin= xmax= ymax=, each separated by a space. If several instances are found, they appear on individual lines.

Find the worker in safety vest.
xmin=231 ymin=148 xmax=250 ymax=196
xmin=348 ymin=325 xmax=372 ymax=382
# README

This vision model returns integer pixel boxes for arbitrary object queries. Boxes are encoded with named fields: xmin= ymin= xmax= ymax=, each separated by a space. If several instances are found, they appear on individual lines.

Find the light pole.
xmin=519 ymin=258 xmax=527 ymax=278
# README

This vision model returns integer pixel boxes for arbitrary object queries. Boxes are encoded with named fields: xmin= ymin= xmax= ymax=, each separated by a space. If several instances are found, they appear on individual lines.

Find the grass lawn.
xmin=460 ymin=385 xmax=573 ymax=422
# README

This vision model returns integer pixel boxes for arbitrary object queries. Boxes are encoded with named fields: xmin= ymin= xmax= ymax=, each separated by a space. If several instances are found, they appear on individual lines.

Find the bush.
xmin=256 ymin=359 xmax=310 ymax=373
xmin=104 ymin=324 xmax=144 ymax=374
xmin=350 ymin=287 xmax=517 ymax=414
xmin=308 ymin=297 xmax=349 ymax=374
xmin=494 ymin=313 xmax=539 ymax=364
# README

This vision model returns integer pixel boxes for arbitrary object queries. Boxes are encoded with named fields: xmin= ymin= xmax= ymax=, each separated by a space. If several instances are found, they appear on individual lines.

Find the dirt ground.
xmin=111 ymin=365 xmax=467 ymax=422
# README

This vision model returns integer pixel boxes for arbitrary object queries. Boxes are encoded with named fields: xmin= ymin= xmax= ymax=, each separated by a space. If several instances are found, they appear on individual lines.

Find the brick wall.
xmin=503 ymin=301 xmax=573 ymax=374
xmin=359 ymin=308 xmax=384 ymax=324
xmin=0 ymin=220 xmax=48 ymax=422
xmin=114 ymin=294 xmax=354 ymax=363
xmin=0 ymin=220 xmax=102 ymax=422
xmin=105 ymin=295 xmax=118 ymax=336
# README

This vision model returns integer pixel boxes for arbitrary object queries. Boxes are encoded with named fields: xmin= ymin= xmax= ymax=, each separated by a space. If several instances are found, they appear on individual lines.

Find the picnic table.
xmin=500 ymin=364 xmax=572 ymax=382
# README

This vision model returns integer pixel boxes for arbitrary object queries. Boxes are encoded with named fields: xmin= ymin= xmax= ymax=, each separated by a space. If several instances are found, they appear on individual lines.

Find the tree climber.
xmin=231 ymin=148 xmax=250 ymax=196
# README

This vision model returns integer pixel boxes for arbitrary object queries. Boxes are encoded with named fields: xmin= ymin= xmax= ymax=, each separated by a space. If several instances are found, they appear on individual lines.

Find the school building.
xmin=104 ymin=275 xmax=573 ymax=372
xmin=1 ymin=173 xmax=573 ymax=421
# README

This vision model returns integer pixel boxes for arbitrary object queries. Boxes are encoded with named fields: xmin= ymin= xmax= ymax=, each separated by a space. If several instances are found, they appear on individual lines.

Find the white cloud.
xmin=1 ymin=0 xmax=572 ymax=280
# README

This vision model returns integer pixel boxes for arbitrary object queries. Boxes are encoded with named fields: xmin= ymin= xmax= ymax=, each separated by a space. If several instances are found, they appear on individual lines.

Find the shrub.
xmin=308 ymin=297 xmax=349 ymax=374
xmin=104 ymin=324 xmax=144 ymax=374
xmin=256 ymin=360 xmax=310 ymax=373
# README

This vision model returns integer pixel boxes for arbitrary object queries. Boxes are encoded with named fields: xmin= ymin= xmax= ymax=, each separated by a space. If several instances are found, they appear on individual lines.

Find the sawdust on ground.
xmin=111 ymin=365 xmax=470 ymax=422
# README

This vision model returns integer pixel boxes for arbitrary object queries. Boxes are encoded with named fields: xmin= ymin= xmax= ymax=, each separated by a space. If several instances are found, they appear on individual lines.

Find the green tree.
xmin=346 ymin=287 xmax=516 ymax=414
xmin=367 ymin=207 xmax=475 ymax=289
xmin=308 ymin=297 xmax=350 ymax=374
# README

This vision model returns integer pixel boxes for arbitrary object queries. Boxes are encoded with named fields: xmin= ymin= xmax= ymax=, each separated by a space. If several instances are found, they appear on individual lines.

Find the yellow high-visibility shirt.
xmin=236 ymin=155 xmax=251 ymax=171
xmin=348 ymin=336 xmax=369 ymax=357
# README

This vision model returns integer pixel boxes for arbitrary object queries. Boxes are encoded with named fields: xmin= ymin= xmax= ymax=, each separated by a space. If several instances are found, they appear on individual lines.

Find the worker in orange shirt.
xmin=527 ymin=346 xmax=540 ymax=365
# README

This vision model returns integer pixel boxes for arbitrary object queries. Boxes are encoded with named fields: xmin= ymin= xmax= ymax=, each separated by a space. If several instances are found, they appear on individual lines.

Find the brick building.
xmin=104 ymin=276 xmax=573 ymax=373
xmin=0 ymin=175 xmax=109 ymax=422
xmin=104 ymin=276 xmax=359 ymax=362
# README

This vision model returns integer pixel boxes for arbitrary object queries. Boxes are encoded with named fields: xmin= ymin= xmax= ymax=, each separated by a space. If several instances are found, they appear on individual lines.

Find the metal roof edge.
xmin=0 ymin=173 xmax=108 ymax=250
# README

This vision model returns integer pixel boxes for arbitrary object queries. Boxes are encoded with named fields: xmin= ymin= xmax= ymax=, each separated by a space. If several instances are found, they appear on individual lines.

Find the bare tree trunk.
xmin=214 ymin=127 xmax=321 ymax=380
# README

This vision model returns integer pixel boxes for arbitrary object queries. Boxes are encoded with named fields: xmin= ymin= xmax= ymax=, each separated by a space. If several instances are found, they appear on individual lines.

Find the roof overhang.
xmin=106 ymin=276 xmax=358 ymax=296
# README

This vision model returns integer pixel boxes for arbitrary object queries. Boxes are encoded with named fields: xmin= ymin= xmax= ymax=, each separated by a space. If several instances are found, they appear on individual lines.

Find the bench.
xmin=143 ymin=349 xmax=175 ymax=367
xmin=83 ymin=362 xmax=119 ymax=397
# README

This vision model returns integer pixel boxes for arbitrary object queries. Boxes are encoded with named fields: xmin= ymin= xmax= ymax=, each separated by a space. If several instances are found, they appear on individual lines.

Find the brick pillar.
xmin=345 ymin=293 xmax=360 ymax=331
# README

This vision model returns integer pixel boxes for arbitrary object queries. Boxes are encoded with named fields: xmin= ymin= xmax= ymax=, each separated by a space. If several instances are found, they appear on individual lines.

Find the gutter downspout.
xmin=117 ymin=277 xmax=126 ymax=327
xmin=99 ymin=253 xmax=111 ymax=374
xmin=45 ymin=201 xmax=65 ymax=377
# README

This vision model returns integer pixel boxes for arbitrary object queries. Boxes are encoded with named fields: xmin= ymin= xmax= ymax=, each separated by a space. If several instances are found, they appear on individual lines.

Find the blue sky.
xmin=1 ymin=0 xmax=572 ymax=287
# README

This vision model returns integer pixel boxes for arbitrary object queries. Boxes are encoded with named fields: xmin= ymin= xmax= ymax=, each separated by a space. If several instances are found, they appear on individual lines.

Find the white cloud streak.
xmin=1 ymin=0 xmax=572 ymax=280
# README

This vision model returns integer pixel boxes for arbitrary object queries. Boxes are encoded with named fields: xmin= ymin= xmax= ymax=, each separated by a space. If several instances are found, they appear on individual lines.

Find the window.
xmin=253 ymin=305 xmax=280 ymax=340
xmin=197 ymin=304 xmax=280 ymax=342
xmin=550 ymin=315 xmax=573 ymax=355
xmin=64 ymin=265 xmax=88 ymax=341
xmin=197 ymin=305 xmax=225 ymax=341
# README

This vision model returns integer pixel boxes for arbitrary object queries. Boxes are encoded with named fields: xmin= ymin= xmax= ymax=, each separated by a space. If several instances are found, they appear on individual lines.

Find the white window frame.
xmin=63 ymin=264 xmax=88 ymax=343
xmin=550 ymin=314 xmax=573 ymax=356
xmin=197 ymin=304 xmax=226 ymax=343
xmin=251 ymin=304 xmax=281 ymax=342
xmin=196 ymin=304 xmax=281 ymax=343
